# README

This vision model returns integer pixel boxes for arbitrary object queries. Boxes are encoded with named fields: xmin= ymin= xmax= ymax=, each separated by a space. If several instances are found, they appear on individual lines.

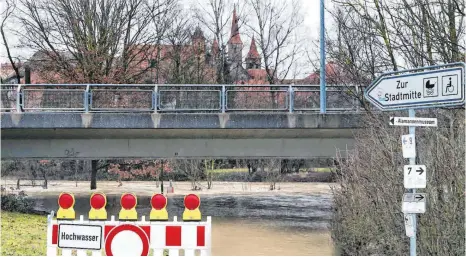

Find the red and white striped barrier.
xmin=47 ymin=214 xmax=212 ymax=256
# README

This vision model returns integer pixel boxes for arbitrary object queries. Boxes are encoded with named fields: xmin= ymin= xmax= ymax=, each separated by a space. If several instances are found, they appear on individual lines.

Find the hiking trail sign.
xmin=404 ymin=165 xmax=427 ymax=189
xmin=365 ymin=63 xmax=465 ymax=110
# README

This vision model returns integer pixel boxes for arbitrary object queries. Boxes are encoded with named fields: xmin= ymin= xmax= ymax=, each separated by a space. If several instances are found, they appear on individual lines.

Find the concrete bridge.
xmin=0 ymin=84 xmax=365 ymax=159
xmin=1 ymin=112 xmax=362 ymax=159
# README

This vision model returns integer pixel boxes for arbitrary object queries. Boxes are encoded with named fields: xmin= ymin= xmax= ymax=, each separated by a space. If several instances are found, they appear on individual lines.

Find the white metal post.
xmin=408 ymin=108 xmax=417 ymax=256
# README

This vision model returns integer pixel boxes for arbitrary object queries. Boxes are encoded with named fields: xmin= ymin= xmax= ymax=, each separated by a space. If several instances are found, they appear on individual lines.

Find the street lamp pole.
xmin=320 ymin=0 xmax=327 ymax=114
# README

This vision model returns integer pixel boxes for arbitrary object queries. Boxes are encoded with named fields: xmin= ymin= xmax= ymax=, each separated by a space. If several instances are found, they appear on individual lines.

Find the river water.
xmin=32 ymin=194 xmax=334 ymax=255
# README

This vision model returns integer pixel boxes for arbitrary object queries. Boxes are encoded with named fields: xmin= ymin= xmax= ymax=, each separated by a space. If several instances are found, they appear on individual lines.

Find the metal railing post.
xmin=16 ymin=84 xmax=22 ymax=112
xmin=221 ymin=85 xmax=226 ymax=113
xmin=153 ymin=85 xmax=158 ymax=113
xmin=84 ymin=85 xmax=90 ymax=113
xmin=288 ymin=85 xmax=294 ymax=113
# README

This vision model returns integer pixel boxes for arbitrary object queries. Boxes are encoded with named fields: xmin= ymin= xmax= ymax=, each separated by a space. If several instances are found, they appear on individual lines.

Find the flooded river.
xmin=31 ymin=194 xmax=334 ymax=255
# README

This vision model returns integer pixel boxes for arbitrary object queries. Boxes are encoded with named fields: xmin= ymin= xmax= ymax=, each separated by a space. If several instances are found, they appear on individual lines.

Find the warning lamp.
xmin=182 ymin=194 xmax=201 ymax=221
xmin=150 ymin=193 xmax=168 ymax=221
xmin=89 ymin=192 xmax=107 ymax=220
xmin=57 ymin=192 xmax=75 ymax=220
xmin=119 ymin=193 xmax=138 ymax=221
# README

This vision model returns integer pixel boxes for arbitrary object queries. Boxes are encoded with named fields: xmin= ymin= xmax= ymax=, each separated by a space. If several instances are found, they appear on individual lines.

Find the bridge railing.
xmin=0 ymin=84 xmax=366 ymax=113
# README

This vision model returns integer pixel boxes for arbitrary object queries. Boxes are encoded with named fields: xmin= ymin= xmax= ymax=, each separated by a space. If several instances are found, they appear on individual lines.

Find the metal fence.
xmin=0 ymin=84 xmax=365 ymax=113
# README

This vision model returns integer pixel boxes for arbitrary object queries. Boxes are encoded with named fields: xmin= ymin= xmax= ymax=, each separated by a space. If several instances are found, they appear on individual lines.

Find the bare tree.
xmin=326 ymin=1 xmax=466 ymax=255
xmin=1 ymin=0 xmax=21 ymax=83
xmin=17 ymin=0 xmax=170 ymax=83
xmin=246 ymin=0 xmax=303 ymax=110
xmin=171 ymin=159 xmax=205 ymax=191
xmin=332 ymin=110 xmax=464 ymax=255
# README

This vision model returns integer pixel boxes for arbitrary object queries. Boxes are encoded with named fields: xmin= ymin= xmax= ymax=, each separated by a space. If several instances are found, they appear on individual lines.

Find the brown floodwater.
xmin=211 ymin=219 xmax=333 ymax=256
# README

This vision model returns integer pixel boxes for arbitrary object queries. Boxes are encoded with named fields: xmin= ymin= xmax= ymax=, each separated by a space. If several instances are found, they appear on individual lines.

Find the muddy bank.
xmin=4 ymin=180 xmax=336 ymax=197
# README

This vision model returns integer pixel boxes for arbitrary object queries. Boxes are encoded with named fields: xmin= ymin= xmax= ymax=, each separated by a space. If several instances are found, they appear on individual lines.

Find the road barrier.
xmin=47 ymin=192 xmax=211 ymax=256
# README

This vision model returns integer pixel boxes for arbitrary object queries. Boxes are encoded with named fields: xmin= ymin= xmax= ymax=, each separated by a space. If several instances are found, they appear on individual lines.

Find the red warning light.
xmin=121 ymin=193 xmax=137 ymax=209
xmin=58 ymin=193 xmax=74 ymax=209
xmin=90 ymin=193 xmax=106 ymax=209
xmin=151 ymin=194 xmax=167 ymax=210
xmin=184 ymin=194 xmax=200 ymax=210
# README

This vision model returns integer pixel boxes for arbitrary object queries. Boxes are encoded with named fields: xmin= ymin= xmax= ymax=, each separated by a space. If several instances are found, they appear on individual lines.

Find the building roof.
xmin=246 ymin=36 xmax=260 ymax=59
xmin=228 ymin=7 xmax=242 ymax=45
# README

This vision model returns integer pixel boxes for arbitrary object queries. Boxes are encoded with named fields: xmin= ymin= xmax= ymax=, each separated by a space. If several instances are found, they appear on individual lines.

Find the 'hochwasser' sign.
xmin=58 ymin=224 xmax=102 ymax=250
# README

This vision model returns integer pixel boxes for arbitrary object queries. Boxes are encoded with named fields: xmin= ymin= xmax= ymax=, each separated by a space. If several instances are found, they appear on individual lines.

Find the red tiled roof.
xmin=247 ymin=36 xmax=260 ymax=59
xmin=304 ymin=62 xmax=347 ymax=84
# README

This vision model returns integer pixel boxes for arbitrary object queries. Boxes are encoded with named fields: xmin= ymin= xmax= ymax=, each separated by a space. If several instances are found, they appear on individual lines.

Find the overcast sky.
xmin=0 ymin=0 xmax=326 ymax=63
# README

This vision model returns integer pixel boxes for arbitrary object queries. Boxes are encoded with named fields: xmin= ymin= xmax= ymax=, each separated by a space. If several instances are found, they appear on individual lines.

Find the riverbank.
xmin=3 ymin=180 xmax=336 ymax=197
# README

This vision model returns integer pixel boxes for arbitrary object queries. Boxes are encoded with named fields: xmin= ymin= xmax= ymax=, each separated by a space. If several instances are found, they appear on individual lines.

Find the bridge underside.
xmin=1 ymin=113 xmax=360 ymax=159
xmin=1 ymin=128 xmax=355 ymax=159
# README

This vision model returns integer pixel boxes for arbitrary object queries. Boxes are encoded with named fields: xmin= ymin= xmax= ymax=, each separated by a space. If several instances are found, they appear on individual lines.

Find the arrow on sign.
xmin=416 ymin=167 xmax=424 ymax=175
xmin=390 ymin=117 xmax=395 ymax=125
xmin=415 ymin=195 xmax=424 ymax=201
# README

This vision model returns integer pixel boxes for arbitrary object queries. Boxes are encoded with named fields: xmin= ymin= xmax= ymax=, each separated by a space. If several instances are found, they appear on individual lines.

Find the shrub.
xmin=1 ymin=192 xmax=35 ymax=214
xmin=331 ymin=110 xmax=465 ymax=256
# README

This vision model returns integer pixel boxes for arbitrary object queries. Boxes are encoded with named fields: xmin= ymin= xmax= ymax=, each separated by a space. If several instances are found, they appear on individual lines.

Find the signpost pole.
xmin=408 ymin=108 xmax=417 ymax=256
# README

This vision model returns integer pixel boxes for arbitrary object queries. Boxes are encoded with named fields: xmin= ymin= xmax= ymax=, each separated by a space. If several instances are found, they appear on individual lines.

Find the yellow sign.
xmin=150 ymin=193 xmax=168 ymax=221
xmin=89 ymin=192 xmax=107 ymax=220
xmin=57 ymin=192 xmax=75 ymax=220
xmin=182 ymin=194 xmax=201 ymax=221
xmin=119 ymin=193 xmax=138 ymax=221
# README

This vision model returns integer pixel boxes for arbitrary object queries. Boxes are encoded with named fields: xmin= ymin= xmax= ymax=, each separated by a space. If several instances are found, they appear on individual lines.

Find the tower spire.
xmin=247 ymin=36 xmax=260 ymax=59
xmin=229 ymin=5 xmax=242 ymax=44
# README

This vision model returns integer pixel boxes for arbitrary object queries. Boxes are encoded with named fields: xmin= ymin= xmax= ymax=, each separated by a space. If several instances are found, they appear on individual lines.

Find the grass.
xmin=1 ymin=211 xmax=47 ymax=256
xmin=0 ymin=212 xmax=177 ymax=256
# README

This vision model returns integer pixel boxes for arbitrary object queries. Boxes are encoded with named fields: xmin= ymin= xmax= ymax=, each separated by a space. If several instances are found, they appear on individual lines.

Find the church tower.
xmin=246 ymin=36 xmax=261 ymax=69
xmin=192 ymin=26 xmax=206 ymax=55
xmin=228 ymin=6 xmax=243 ymax=66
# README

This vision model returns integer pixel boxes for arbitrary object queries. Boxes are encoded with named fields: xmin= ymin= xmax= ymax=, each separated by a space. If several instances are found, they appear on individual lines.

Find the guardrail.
xmin=0 ymin=84 xmax=365 ymax=113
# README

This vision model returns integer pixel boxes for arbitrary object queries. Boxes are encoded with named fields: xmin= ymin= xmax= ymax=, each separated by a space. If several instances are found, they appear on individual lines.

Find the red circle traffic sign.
xmin=90 ymin=193 xmax=106 ymax=209
xmin=58 ymin=193 xmax=74 ymax=209
xmin=105 ymin=224 xmax=149 ymax=256
xmin=151 ymin=194 xmax=167 ymax=210
xmin=184 ymin=194 xmax=200 ymax=210
xmin=121 ymin=193 xmax=137 ymax=209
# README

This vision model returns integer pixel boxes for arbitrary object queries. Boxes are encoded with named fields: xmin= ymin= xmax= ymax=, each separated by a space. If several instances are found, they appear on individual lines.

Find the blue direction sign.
xmin=365 ymin=63 xmax=465 ymax=110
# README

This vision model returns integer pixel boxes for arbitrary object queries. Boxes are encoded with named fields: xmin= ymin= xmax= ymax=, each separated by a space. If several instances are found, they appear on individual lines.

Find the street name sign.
xmin=404 ymin=165 xmax=427 ymax=188
xmin=402 ymin=193 xmax=426 ymax=214
xmin=401 ymin=134 xmax=416 ymax=158
xmin=404 ymin=214 xmax=415 ymax=237
xmin=365 ymin=64 xmax=465 ymax=110
xmin=390 ymin=117 xmax=437 ymax=127
xmin=58 ymin=224 xmax=102 ymax=250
